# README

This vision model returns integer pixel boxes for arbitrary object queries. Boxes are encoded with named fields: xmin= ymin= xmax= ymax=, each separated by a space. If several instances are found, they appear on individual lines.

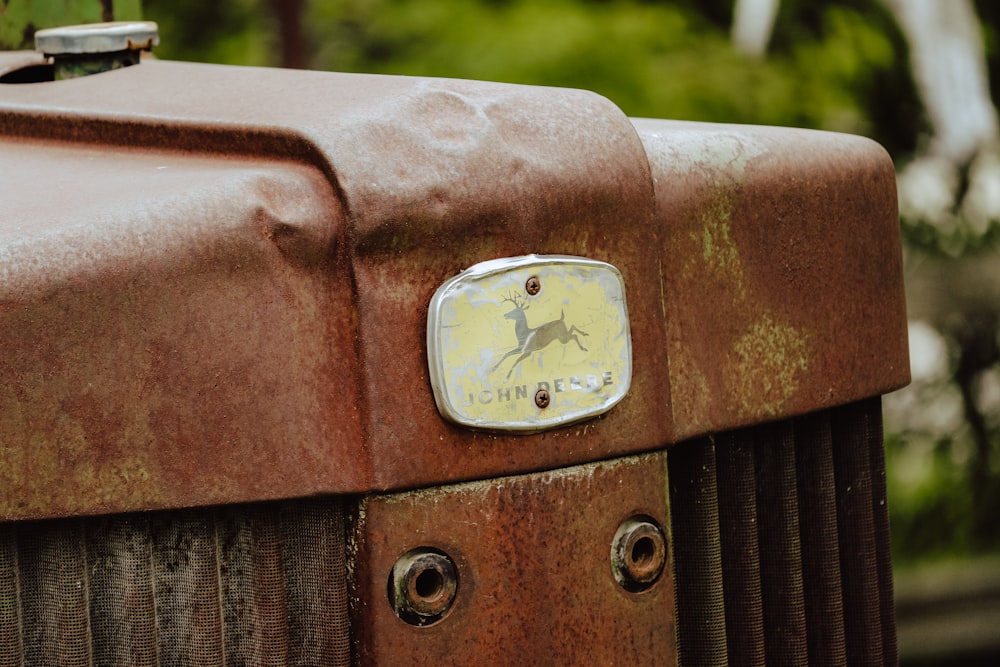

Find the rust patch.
xmin=0 ymin=140 xmax=364 ymax=521
xmin=349 ymin=452 xmax=676 ymax=666
xmin=0 ymin=60 xmax=909 ymax=519
xmin=632 ymin=118 xmax=908 ymax=439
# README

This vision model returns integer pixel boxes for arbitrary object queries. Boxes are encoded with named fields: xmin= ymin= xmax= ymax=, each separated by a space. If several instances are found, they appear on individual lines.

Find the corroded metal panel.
xmin=0 ymin=61 xmax=671 ymax=518
xmin=0 ymin=58 xmax=908 ymax=519
xmin=349 ymin=452 xmax=676 ymax=666
xmin=0 ymin=142 xmax=365 ymax=520
xmin=632 ymin=119 xmax=909 ymax=440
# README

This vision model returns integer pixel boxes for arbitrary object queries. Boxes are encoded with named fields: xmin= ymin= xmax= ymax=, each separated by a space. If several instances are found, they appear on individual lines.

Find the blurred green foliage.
xmin=886 ymin=431 xmax=996 ymax=562
xmin=145 ymin=0 xmax=921 ymax=155
xmin=0 ymin=0 xmax=142 ymax=49
xmin=144 ymin=0 xmax=277 ymax=67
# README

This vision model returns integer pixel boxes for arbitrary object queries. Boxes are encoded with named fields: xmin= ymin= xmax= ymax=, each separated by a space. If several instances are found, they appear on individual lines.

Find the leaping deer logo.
xmin=491 ymin=291 xmax=589 ymax=380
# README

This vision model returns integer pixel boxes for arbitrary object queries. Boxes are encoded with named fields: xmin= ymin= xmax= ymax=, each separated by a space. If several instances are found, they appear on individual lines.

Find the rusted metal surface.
xmin=0 ymin=141 xmax=363 ymax=520
xmin=0 ymin=59 xmax=669 ymax=520
xmin=0 ymin=58 xmax=908 ymax=520
xmin=632 ymin=119 xmax=909 ymax=441
xmin=348 ymin=452 xmax=676 ymax=666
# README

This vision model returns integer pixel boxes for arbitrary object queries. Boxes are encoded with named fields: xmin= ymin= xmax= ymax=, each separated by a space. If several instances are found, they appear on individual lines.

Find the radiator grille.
xmin=1 ymin=399 xmax=896 ymax=665
xmin=0 ymin=498 xmax=350 ymax=667
xmin=669 ymin=398 xmax=896 ymax=667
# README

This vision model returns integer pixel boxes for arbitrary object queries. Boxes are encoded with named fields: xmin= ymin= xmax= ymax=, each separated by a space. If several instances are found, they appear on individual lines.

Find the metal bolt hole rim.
xmin=389 ymin=548 xmax=458 ymax=626
xmin=611 ymin=515 xmax=666 ymax=593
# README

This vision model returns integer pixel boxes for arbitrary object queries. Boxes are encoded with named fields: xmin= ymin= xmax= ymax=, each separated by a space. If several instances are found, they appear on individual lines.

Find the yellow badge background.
xmin=429 ymin=257 xmax=631 ymax=430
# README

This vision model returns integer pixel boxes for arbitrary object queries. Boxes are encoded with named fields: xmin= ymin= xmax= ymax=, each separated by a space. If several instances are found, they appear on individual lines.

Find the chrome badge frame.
xmin=427 ymin=255 xmax=632 ymax=432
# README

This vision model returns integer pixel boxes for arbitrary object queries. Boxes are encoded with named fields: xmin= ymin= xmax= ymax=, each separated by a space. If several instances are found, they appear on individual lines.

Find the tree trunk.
xmin=882 ymin=0 xmax=997 ymax=163
xmin=268 ymin=0 xmax=308 ymax=70
xmin=731 ymin=0 xmax=780 ymax=57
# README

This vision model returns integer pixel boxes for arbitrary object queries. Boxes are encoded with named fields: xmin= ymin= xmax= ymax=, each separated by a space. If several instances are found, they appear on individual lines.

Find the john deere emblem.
xmin=492 ymin=290 xmax=590 ymax=380
xmin=427 ymin=255 xmax=632 ymax=432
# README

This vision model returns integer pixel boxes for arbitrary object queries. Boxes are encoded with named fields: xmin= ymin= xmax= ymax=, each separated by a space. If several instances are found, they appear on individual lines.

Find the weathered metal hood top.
xmin=0 ymin=55 xmax=908 ymax=520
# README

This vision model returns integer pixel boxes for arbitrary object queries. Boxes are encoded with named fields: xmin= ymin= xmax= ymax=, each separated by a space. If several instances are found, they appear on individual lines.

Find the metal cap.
xmin=35 ymin=21 xmax=158 ymax=56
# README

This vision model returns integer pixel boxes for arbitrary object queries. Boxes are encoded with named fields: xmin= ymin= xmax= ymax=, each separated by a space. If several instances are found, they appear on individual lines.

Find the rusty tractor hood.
xmin=0 ymin=55 xmax=908 ymax=520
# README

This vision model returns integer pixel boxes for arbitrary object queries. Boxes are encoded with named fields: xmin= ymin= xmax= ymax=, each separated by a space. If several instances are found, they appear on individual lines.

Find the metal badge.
xmin=427 ymin=255 xmax=632 ymax=432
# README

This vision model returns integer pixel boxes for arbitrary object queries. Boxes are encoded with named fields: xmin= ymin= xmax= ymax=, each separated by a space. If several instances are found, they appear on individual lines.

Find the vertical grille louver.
xmin=669 ymin=398 xmax=897 ymax=667
xmin=0 ymin=498 xmax=351 ymax=667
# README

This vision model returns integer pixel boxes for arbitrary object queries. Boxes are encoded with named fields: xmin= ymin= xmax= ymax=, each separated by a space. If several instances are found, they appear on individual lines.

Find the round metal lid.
xmin=35 ymin=21 xmax=159 ymax=56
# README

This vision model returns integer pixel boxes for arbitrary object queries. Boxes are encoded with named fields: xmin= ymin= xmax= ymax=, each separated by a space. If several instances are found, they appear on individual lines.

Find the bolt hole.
xmin=630 ymin=536 xmax=656 ymax=567
xmin=415 ymin=567 xmax=443 ymax=601
xmin=611 ymin=515 xmax=666 ymax=592
xmin=389 ymin=548 xmax=458 ymax=626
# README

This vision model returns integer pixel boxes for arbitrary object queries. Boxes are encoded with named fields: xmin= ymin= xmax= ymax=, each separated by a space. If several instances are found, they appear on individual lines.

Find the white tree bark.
xmin=882 ymin=0 xmax=997 ymax=163
xmin=731 ymin=0 xmax=780 ymax=57
xmin=732 ymin=0 xmax=998 ymax=163
xmin=883 ymin=0 xmax=1000 ymax=230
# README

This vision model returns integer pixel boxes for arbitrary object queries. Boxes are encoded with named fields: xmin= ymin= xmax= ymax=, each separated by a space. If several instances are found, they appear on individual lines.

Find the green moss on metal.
xmin=732 ymin=314 xmax=811 ymax=417
xmin=0 ymin=380 xmax=160 ymax=520
xmin=691 ymin=186 xmax=747 ymax=301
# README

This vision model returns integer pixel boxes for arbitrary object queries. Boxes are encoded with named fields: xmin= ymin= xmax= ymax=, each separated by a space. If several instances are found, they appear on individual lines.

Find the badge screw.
xmin=525 ymin=276 xmax=541 ymax=295
xmin=534 ymin=388 xmax=550 ymax=408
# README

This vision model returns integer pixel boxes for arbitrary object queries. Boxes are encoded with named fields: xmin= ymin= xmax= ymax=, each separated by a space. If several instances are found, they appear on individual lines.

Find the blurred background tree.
xmin=145 ymin=0 xmax=919 ymax=150
xmin=140 ymin=0 xmax=1000 ymax=568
